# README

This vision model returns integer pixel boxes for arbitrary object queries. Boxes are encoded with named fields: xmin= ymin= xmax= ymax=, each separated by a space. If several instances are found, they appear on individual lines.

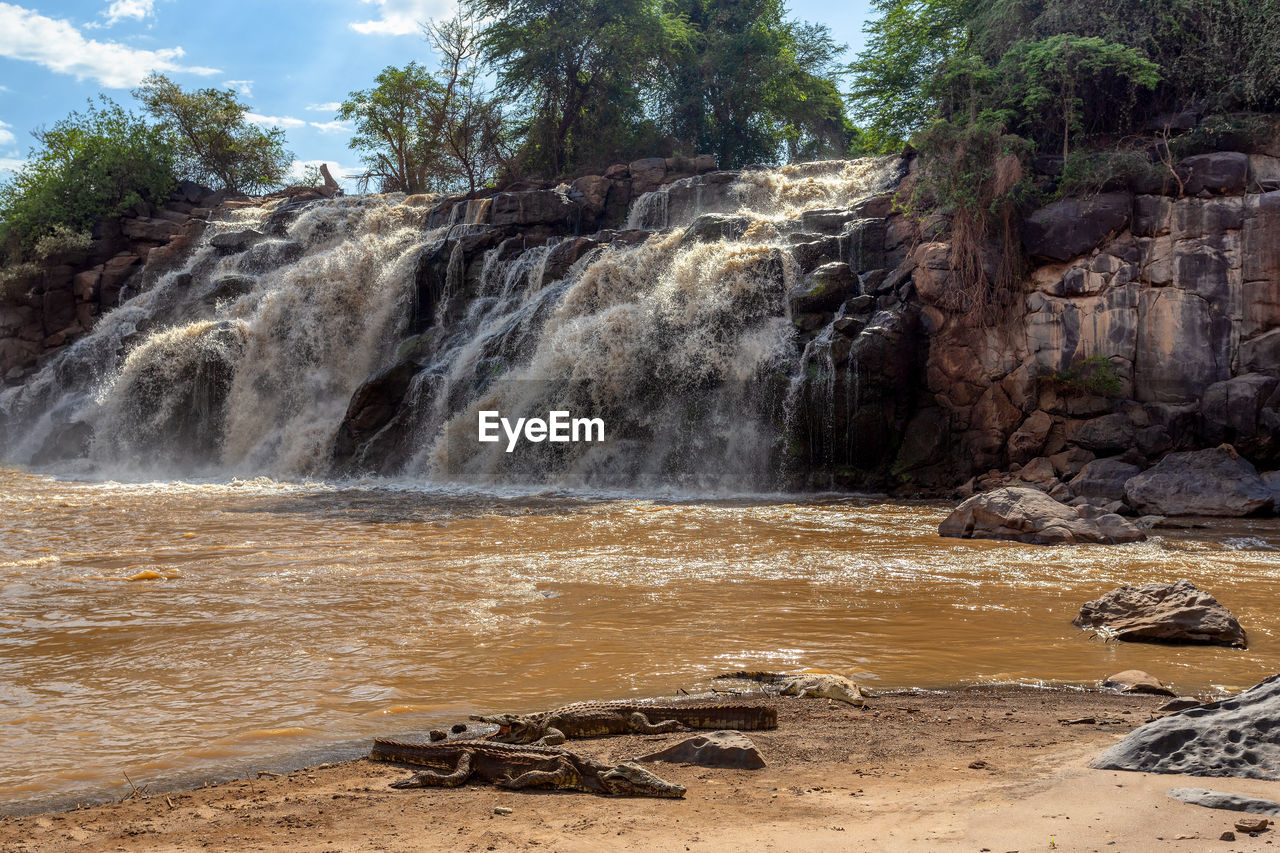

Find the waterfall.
xmin=1 ymin=196 xmax=434 ymax=478
xmin=0 ymin=157 xmax=909 ymax=490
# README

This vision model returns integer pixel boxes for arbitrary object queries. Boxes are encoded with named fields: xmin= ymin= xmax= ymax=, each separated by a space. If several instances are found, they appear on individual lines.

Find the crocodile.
xmin=717 ymin=671 xmax=868 ymax=706
xmin=472 ymin=700 xmax=777 ymax=746
xmin=369 ymin=738 xmax=686 ymax=797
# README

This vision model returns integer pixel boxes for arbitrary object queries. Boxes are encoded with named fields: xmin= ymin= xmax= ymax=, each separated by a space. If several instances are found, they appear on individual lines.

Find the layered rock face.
xmin=4 ymin=148 xmax=1279 ymax=498
xmin=0 ymin=181 xmax=223 ymax=382
xmin=893 ymin=151 xmax=1280 ymax=502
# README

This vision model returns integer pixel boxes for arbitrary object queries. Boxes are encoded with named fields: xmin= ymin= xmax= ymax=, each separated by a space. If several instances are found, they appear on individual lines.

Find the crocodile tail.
xmin=371 ymin=738 xmax=444 ymax=766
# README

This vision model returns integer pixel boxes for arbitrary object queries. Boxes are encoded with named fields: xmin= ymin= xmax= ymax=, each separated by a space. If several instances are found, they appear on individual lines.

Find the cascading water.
xmin=0 ymin=157 xmax=910 ymax=490
xmin=0 ymin=196 xmax=435 ymax=477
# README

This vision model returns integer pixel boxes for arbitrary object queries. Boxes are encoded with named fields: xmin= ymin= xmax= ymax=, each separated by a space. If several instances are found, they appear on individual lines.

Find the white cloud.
xmin=245 ymin=112 xmax=306 ymax=130
xmin=247 ymin=113 xmax=352 ymax=135
xmin=309 ymin=120 xmax=353 ymax=134
xmin=0 ymin=3 xmax=218 ymax=88
xmin=0 ymin=155 xmax=24 ymax=175
xmin=224 ymin=79 xmax=253 ymax=97
xmin=104 ymin=0 xmax=155 ymax=26
xmin=0 ymin=120 xmax=14 ymax=147
xmin=307 ymin=102 xmax=342 ymax=112
xmin=349 ymin=0 xmax=454 ymax=36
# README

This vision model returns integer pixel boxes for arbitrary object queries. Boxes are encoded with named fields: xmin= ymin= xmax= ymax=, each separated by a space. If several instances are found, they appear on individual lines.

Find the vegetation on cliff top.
xmin=850 ymin=0 xmax=1280 ymax=319
xmin=340 ymin=0 xmax=858 ymax=191
xmin=0 ymin=76 xmax=292 ymax=272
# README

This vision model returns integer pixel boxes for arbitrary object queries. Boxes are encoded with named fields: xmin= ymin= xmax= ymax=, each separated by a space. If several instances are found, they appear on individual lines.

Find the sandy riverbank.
xmin=2 ymin=685 xmax=1276 ymax=852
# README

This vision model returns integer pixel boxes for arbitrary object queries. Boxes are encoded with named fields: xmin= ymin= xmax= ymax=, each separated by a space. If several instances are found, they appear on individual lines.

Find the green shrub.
xmin=1056 ymin=148 xmax=1165 ymax=197
xmin=1051 ymin=355 xmax=1123 ymax=397
xmin=32 ymin=224 xmax=92 ymax=260
xmin=0 ymin=97 xmax=175 ymax=261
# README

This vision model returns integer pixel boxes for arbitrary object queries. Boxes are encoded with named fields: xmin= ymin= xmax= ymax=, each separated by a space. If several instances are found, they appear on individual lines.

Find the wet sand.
xmin=4 ymin=685 xmax=1277 ymax=852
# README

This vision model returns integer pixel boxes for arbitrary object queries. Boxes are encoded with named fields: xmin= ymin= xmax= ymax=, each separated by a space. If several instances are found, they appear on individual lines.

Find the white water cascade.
xmin=0 ymin=157 xmax=907 ymax=489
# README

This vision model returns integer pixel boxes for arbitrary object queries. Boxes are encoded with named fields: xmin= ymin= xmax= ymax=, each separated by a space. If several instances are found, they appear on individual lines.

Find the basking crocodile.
xmin=370 ymin=738 xmax=685 ymax=797
xmin=717 ymin=671 xmax=867 ymax=706
xmin=471 ymin=700 xmax=777 ymax=746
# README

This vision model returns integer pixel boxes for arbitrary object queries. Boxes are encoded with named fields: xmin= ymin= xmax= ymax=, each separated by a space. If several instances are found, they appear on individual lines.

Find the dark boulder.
xmin=1022 ymin=193 xmax=1132 ymax=261
xmin=210 ymin=229 xmax=265 ymax=252
xmin=1065 ymin=413 xmax=1136 ymax=454
xmin=1093 ymin=674 xmax=1280 ymax=778
xmin=788 ymin=262 xmax=858 ymax=314
xmin=203 ymin=275 xmax=256 ymax=306
xmin=681 ymin=213 xmax=749 ymax=244
xmin=490 ymin=190 xmax=581 ymax=228
xmin=1069 ymin=458 xmax=1140 ymax=503
xmin=1178 ymin=152 xmax=1249 ymax=195
xmin=330 ymin=360 xmax=421 ymax=473
xmin=1073 ymin=580 xmax=1247 ymax=647
xmin=540 ymin=236 xmax=599 ymax=286
xmin=1124 ymin=445 xmax=1274 ymax=516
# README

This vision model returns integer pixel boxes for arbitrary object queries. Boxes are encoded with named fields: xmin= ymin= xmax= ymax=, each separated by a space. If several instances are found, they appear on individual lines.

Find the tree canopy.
xmin=848 ymin=0 xmax=1280 ymax=154
xmin=0 ymin=97 xmax=175 ymax=259
xmin=339 ymin=13 xmax=509 ymax=194
xmin=133 ymin=74 xmax=293 ymax=194
xmin=338 ymin=0 xmax=864 ymax=182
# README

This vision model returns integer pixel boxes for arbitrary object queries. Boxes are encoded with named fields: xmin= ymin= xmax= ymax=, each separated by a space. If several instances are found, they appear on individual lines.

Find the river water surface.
xmin=2 ymin=466 xmax=1278 ymax=813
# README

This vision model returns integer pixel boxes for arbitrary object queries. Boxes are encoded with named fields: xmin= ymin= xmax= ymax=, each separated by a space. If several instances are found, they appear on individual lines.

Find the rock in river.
xmin=1102 ymin=670 xmax=1175 ymax=696
xmin=1124 ymin=445 xmax=1274 ymax=517
xmin=1073 ymin=580 xmax=1247 ymax=647
xmin=938 ymin=486 xmax=1146 ymax=545
xmin=1093 ymin=674 xmax=1280 ymax=779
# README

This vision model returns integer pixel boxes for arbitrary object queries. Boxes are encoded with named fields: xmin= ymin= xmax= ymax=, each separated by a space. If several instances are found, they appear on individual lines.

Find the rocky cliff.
xmin=3 ymin=149 xmax=1279 ymax=505
xmin=891 ymin=151 xmax=1280 ymax=504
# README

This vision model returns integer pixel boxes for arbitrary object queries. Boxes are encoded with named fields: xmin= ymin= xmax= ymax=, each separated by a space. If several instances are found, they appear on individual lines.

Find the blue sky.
xmin=0 ymin=0 xmax=873 ymax=189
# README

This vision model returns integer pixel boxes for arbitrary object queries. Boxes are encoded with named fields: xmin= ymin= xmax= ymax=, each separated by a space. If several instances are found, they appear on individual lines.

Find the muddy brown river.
xmin=1 ymin=467 xmax=1277 ymax=813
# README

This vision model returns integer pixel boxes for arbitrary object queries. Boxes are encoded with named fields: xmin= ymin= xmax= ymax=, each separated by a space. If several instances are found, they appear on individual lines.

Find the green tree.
xmin=339 ymin=62 xmax=446 ymax=193
xmin=0 ymin=97 xmax=175 ymax=259
xmin=661 ymin=0 xmax=856 ymax=167
xmin=846 ymin=0 xmax=972 ymax=151
xmin=465 ymin=0 xmax=691 ymax=177
xmin=133 ymin=74 xmax=293 ymax=194
xmin=425 ymin=12 xmax=512 ymax=192
xmin=997 ymin=35 xmax=1159 ymax=157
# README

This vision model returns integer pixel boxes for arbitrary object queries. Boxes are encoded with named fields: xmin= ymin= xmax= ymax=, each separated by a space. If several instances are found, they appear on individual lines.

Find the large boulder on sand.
xmin=1073 ymin=580 xmax=1247 ymax=647
xmin=1124 ymin=445 xmax=1274 ymax=516
xmin=1092 ymin=674 xmax=1280 ymax=779
xmin=637 ymin=731 xmax=766 ymax=770
xmin=938 ymin=486 xmax=1146 ymax=545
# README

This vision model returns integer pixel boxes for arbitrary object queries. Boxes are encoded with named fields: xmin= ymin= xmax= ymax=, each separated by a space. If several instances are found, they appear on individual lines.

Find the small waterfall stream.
xmin=0 ymin=157 xmax=910 ymax=489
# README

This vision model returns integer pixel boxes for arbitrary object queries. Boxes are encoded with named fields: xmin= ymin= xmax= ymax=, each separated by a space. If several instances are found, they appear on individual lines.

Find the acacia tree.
xmin=339 ymin=62 xmax=445 ymax=193
xmin=425 ymin=12 xmax=511 ymax=192
xmin=465 ymin=0 xmax=690 ymax=177
xmin=133 ymin=74 xmax=292 ymax=194
xmin=660 ymin=0 xmax=855 ymax=167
